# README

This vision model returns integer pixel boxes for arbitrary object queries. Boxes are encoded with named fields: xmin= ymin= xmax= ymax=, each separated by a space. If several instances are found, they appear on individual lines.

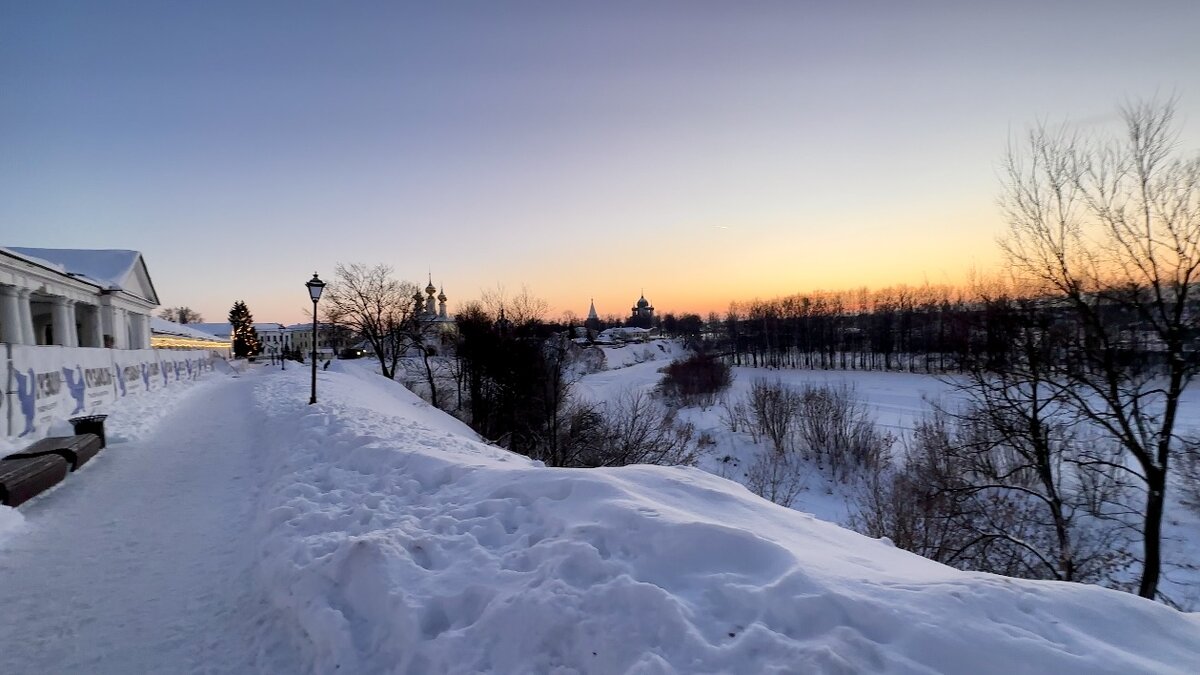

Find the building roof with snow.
xmin=4 ymin=247 xmax=159 ymax=305
xmin=150 ymin=317 xmax=231 ymax=352
xmin=1 ymin=245 xmax=159 ymax=349
xmin=189 ymin=323 xmax=230 ymax=338
xmin=595 ymin=326 xmax=656 ymax=343
xmin=190 ymin=322 xmax=288 ymax=338
xmin=150 ymin=317 xmax=228 ymax=342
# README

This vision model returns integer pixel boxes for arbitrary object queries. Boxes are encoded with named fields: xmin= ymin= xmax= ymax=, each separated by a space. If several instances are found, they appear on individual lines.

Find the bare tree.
xmin=159 ymin=307 xmax=203 ymax=324
xmin=999 ymin=99 xmax=1200 ymax=599
xmin=323 ymin=263 xmax=420 ymax=380
xmin=745 ymin=449 xmax=807 ymax=508
xmin=854 ymin=405 xmax=1132 ymax=586
xmin=745 ymin=379 xmax=802 ymax=455
xmin=565 ymin=390 xmax=699 ymax=468
xmin=480 ymin=283 xmax=549 ymax=327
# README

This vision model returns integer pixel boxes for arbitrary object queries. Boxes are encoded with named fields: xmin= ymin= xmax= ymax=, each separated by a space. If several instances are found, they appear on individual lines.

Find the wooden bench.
xmin=0 ymin=455 xmax=69 ymax=506
xmin=6 ymin=434 xmax=104 ymax=471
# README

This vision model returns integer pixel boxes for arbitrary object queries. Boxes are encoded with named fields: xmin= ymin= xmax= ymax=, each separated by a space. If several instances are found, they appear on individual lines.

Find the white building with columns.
xmin=0 ymin=247 xmax=159 ymax=349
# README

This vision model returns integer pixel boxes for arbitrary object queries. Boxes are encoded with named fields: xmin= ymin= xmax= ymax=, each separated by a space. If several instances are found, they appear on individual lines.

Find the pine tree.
xmin=228 ymin=300 xmax=263 ymax=358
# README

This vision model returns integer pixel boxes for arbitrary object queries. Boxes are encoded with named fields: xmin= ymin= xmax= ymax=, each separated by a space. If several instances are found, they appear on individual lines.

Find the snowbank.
xmin=598 ymin=339 xmax=686 ymax=371
xmin=251 ymin=364 xmax=1200 ymax=673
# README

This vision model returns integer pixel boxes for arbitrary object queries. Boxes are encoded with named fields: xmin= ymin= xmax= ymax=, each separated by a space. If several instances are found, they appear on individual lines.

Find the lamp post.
xmin=306 ymin=272 xmax=325 ymax=404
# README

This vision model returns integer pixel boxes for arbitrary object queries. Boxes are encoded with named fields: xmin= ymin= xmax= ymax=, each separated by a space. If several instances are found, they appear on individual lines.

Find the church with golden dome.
xmin=630 ymin=293 xmax=654 ymax=323
xmin=414 ymin=276 xmax=452 ymax=324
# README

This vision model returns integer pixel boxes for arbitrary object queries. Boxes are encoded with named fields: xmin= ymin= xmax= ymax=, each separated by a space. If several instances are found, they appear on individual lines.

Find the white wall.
xmin=3 ymin=344 xmax=220 ymax=440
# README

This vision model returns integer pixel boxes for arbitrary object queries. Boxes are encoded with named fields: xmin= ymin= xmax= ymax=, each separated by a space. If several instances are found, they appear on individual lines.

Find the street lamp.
xmin=306 ymin=272 xmax=325 ymax=404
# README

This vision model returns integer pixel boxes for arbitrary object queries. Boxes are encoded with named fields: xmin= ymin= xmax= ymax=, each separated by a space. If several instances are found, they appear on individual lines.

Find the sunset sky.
xmin=2 ymin=1 xmax=1198 ymax=324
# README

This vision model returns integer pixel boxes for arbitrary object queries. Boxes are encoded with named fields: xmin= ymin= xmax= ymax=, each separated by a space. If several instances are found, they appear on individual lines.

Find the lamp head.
xmin=306 ymin=272 xmax=326 ymax=302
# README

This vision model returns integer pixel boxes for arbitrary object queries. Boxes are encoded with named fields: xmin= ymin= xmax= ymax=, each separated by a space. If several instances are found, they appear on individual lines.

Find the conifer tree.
xmin=228 ymin=300 xmax=262 ymax=358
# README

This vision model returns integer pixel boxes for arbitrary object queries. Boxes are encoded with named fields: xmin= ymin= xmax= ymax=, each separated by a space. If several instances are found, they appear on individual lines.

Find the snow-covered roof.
xmin=150 ymin=317 xmax=228 ymax=342
xmin=188 ymin=323 xmax=232 ymax=337
xmin=192 ymin=322 xmax=288 ymax=334
xmin=3 ymin=247 xmax=159 ymax=305
xmin=598 ymin=326 xmax=653 ymax=338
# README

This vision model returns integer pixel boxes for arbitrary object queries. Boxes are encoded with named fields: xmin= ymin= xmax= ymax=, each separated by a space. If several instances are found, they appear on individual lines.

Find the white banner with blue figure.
xmin=6 ymin=346 xmax=223 ymax=439
xmin=7 ymin=345 xmax=113 ymax=439
xmin=162 ymin=350 xmax=208 ymax=383
xmin=62 ymin=347 xmax=118 ymax=416
xmin=110 ymin=349 xmax=161 ymax=398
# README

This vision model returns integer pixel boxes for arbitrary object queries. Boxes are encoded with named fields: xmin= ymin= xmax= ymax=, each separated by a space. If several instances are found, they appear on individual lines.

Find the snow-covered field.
xmin=575 ymin=344 xmax=1200 ymax=607
xmin=1 ymin=356 xmax=1198 ymax=673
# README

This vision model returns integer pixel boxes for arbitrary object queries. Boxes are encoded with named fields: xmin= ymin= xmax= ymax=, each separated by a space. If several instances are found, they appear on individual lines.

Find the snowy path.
xmin=0 ymin=371 xmax=300 ymax=674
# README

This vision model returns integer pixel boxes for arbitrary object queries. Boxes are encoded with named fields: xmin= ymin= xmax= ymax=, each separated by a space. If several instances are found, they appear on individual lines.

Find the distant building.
xmin=150 ymin=317 xmax=230 ymax=353
xmin=413 ymin=275 xmax=454 ymax=326
xmin=1 ymin=247 xmax=159 ymax=349
xmin=283 ymin=322 xmax=339 ymax=361
xmin=585 ymin=298 xmax=601 ymax=331
xmin=596 ymin=326 xmax=655 ymax=344
xmin=192 ymin=321 xmax=288 ymax=352
xmin=629 ymin=293 xmax=654 ymax=328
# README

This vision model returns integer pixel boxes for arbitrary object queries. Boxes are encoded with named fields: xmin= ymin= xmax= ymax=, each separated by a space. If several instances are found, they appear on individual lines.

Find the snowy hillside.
xmin=1 ymin=358 xmax=1196 ymax=673
xmin=572 ymin=361 xmax=1200 ymax=607
xmin=595 ymin=339 xmax=688 ymax=371
xmin=251 ymin=361 xmax=1200 ymax=673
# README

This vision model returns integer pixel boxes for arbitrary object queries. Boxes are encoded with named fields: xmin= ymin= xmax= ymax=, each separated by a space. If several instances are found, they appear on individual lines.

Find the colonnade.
xmin=0 ymin=284 xmax=150 ymax=349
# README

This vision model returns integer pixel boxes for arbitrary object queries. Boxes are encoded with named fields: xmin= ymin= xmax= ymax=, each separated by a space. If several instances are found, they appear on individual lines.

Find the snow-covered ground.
xmin=0 ymin=364 xmax=300 ymax=673
xmin=575 ymin=354 xmax=1200 ymax=608
xmin=2 ymin=357 xmax=1198 ymax=673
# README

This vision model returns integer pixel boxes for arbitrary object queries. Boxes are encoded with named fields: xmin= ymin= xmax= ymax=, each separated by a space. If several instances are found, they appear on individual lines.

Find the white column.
xmin=138 ymin=313 xmax=151 ymax=348
xmin=122 ymin=309 xmax=133 ymax=349
xmin=132 ymin=312 xmax=146 ymax=349
xmin=112 ymin=307 xmax=126 ymax=349
xmin=0 ymin=285 xmax=22 ymax=344
xmin=91 ymin=306 xmax=104 ymax=348
xmin=51 ymin=296 xmax=72 ymax=346
xmin=102 ymin=303 xmax=116 ymax=348
xmin=66 ymin=300 xmax=79 ymax=347
xmin=17 ymin=289 xmax=35 ymax=345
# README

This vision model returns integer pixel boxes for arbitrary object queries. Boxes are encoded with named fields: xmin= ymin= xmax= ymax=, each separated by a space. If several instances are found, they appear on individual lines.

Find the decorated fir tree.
xmin=228 ymin=300 xmax=263 ymax=358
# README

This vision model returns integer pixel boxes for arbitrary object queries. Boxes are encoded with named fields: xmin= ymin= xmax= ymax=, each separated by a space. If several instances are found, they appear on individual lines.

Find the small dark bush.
xmin=659 ymin=353 xmax=732 ymax=407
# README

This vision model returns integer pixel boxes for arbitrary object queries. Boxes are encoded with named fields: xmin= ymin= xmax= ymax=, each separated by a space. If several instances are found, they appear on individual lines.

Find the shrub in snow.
xmin=746 ymin=379 xmax=803 ymax=455
xmin=1176 ymin=443 xmax=1200 ymax=516
xmin=741 ymin=380 xmax=893 ymax=484
xmin=851 ymin=409 xmax=1134 ymax=589
xmin=794 ymin=382 xmax=893 ymax=481
xmin=657 ymin=353 xmax=731 ymax=409
xmin=562 ymin=391 xmax=700 ymax=468
xmin=745 ymin=448 xmax=808 ymax=508
xmin=735 ymin=380 xmax=894 ymax=507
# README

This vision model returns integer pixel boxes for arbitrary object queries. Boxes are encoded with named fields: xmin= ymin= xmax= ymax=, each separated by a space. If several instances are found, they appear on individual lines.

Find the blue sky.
xmin=3 ymin=1 xmax=1198 ymax=322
